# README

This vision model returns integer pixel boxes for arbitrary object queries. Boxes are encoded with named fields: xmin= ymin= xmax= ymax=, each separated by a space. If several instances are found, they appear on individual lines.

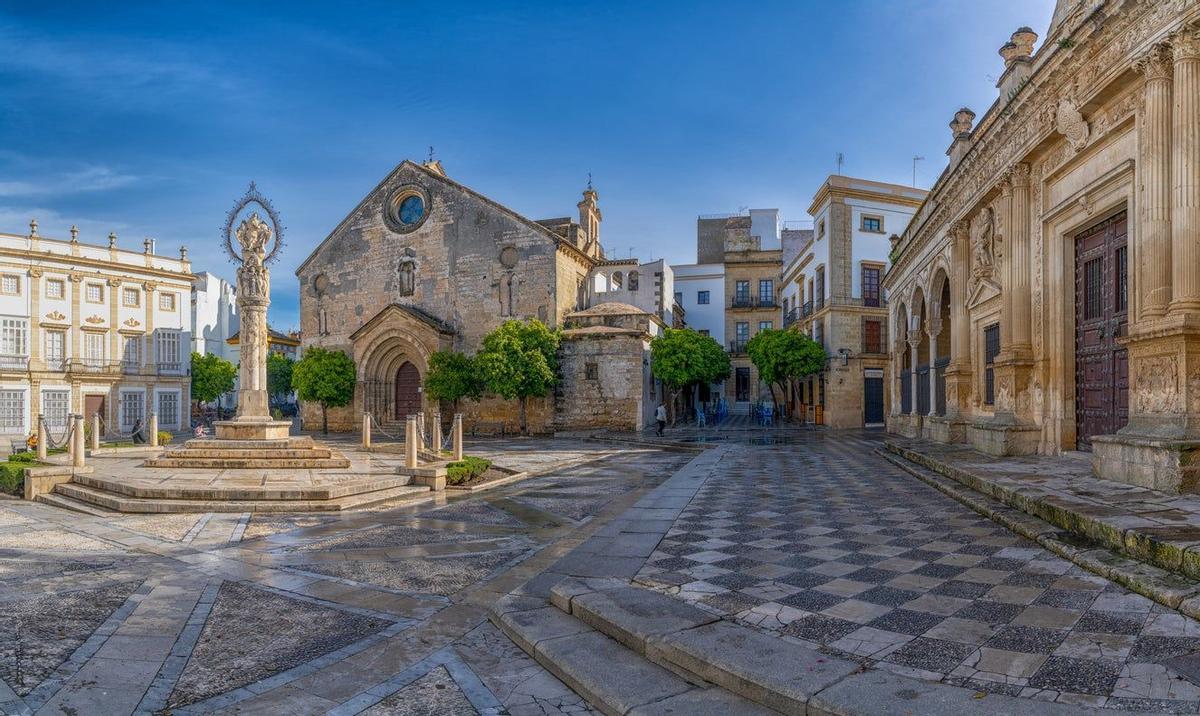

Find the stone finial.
xmin=1011 ymin=27 xmax=1038 ymax=57
xmin=143 ymin=236 xmax=153 ymax=254
xmin=180 ymin=245 xmax=189 ymax=261
xmin=999 ymin=42 xmax=1021 ymax=66
xmin=28 ymin=218 xmax=38 ymax=238
xmin=949 ymin=108 xmax=976 ymax=137
xmin=108 ymin=231 xmax=117 ymax=249
xmin=69 ymin=225 xmax=79 ymax=243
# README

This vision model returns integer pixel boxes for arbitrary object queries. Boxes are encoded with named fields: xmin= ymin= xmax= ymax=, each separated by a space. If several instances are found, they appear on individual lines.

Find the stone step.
xmin=140 ymin=455 xmax=351 ymax=469
xmin=73 ymin=472 xmax=412 ymax=501
xmin=35 ymin=491 xmax=117 ymax=516
xmin=183 ymin=437 xmax=315 ymax=450
xmin=155 ymin=448 xmax=334 ymax=460
xmin=54 ymin=482 xmax=432 ymax=513
xmin=490 ymin=598 xmax=775 ymax=716
xmin=550 ymin=579 xmax=857 ymax=714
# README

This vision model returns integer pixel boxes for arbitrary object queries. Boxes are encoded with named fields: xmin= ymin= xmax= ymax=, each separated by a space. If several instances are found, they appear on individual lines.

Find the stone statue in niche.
xmin=397 ymin=248 xmax=417 ymax=297
xmin=972 ymin=207 xmax=997 ymax=278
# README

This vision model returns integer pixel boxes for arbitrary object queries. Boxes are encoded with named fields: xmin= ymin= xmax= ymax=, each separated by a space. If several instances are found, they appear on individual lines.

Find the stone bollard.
xmin=72 ymin=415 xmax=85 ymax=468
xmin=362 ymin=413 xmax=372 ymax=449
xmin=149 ymin=413 xmax=159 ymax=448
xmin=36 ymin=418 xmax=47 ymax=461
xmin=91 ymin=413 xmax=100 ymax=452
xmin=433 ymin=412 xmax=442 ymax=456
xmin=452 ymin=413 xmax=463 ymax=461
xmin=405 ymin=414 xmax=418 ymax=468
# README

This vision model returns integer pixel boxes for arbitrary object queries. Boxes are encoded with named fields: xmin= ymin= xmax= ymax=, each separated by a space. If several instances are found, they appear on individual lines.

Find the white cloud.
xmin=0 ymin=206 xmax=127 ymax=241
xmin=0 ymin=164 xmax=140 ymax=198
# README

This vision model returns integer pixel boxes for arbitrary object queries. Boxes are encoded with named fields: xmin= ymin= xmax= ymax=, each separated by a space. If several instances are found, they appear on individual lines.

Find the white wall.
xmin=749 ymin=208 xmax=781 ymax=250
xmin=671 ymin=263 xmax=725 ymax=344
xmin=847 ymin=198 xmax=915 ymax=299
xmin=191 ymin=271 xmax=239 ymax=361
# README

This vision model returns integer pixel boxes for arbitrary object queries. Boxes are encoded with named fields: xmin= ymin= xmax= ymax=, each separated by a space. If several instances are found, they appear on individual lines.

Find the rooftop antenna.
xmin=628 ymin=246 xmax=635 ymax=258
xmin=836 ymin=152 xmax=844 ymax=175
xmin=911 ymin=156 xmax=925 ymax=187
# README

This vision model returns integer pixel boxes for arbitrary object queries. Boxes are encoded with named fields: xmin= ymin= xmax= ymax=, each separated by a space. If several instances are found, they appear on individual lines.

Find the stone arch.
xmin=611 ymin=271 xmax=623 ymax=290
xmin=628 ymin=270 xmax=639 ymax=291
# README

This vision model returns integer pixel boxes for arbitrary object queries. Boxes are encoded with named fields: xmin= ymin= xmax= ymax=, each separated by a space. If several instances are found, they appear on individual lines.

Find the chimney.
xmin=997 ymin=27 xmax=1038 ymax=100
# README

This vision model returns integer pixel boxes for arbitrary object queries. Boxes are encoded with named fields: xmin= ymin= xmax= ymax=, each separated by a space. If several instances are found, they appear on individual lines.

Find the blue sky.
xmin=0 ymin=0 xmax=1053 ymax=330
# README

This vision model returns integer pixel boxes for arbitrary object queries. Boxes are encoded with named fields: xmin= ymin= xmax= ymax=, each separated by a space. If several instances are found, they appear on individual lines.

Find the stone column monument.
xmin=214 ymin=185 xmax=292 ymax=441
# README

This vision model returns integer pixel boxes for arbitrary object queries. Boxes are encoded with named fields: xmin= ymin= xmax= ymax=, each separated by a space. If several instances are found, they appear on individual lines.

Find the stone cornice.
xmin=0 ymin=248 xmax=196 ymax=285
xmin=890 ymin=0 xmax=1198 ymax=280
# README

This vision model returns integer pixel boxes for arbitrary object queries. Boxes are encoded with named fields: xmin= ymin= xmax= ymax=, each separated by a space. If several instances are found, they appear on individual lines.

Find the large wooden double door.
xmin=394 ymin=362 xmax=422 ymax=420
xmin=1074 ymin=212 xmax=1129 ymax=450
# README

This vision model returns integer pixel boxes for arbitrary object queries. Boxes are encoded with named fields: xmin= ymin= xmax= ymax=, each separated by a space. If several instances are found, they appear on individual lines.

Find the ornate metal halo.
xmin=222 ymin=181 xmax=285 ymax=265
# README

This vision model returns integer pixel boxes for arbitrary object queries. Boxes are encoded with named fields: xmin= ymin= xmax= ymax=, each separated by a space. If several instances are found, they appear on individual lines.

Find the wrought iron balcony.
xmin=730 ymin=296 xmax=778 ymax=310
xmin=156 ymin=362 xmax=185 ymax=376
xmin=67 ymin=358 xmax=122 ymax=375
xmin=783 ymin=307 xmax=799 ymax=328
xmin=729 ymin=340 xmax=749 ymax=354
xmin=801 ymin=301 xmax=813 ymax=317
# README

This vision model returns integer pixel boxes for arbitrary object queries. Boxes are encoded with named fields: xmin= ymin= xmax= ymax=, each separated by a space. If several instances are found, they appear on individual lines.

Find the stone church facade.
xmin=295 ymin=159 xmax=658 ymax=434
xmin=885 ymin=0 xmax=1200 ymax=492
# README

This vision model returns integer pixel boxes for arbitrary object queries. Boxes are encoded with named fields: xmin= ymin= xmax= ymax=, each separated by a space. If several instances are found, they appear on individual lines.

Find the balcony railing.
xmin=801 ymin=301 xmax=813 ymax=318
xmin=156 ymin=362 xmax=185 ymax=375
xmin=67 ymin=359 xmax=122 ymax=375
xmin=0 ymin=354 xmax=29 ymax=371
xmin=729 ymin=340 xmax=749 ymax=354
xmin=783 ymin=307 xmax=799 ymax=328
xmin=730 ymin=296 xmax=779 ymax=310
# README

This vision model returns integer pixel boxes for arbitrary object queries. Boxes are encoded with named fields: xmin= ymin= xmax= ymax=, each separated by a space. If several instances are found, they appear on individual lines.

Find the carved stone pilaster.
xmin=1170 ymin=27 xmax=1200 ymax=313
xmin=1136 ymin=42 xmax=1174 ymax=318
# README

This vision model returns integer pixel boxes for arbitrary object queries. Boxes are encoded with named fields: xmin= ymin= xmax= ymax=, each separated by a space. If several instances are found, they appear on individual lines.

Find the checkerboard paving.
xmin=635 ymin=432 xmax=1200 ymax=711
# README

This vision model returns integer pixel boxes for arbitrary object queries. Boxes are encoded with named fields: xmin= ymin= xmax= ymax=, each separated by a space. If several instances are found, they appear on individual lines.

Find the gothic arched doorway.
xmin=394 ymin=361 xmax=421 ymax=419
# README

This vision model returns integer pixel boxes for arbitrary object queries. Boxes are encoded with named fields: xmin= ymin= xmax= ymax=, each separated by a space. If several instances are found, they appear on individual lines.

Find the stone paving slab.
xmin=886 ymin=439 xmax=1200 ymax=587
xmin=632 ymin=432 xmax=1200 ymax=711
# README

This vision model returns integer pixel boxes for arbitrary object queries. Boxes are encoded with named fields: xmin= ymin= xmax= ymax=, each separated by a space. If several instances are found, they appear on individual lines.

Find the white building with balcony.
xmin=0 ymin=220 xmax=194 ymax=443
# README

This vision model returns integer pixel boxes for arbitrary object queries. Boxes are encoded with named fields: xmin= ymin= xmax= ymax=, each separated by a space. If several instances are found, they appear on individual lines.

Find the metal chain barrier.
xmin=98 ymin=414 xmax=145 ymax=440
xmin=368 ymin=414 xmax=404 ymax=442
xmin=39 ymin=416 xmax=73 ymax=449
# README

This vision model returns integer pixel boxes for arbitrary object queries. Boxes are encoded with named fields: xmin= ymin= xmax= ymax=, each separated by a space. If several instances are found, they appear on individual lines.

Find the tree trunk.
xmin=767 ymin=383 xmax=778 ymax=417
xmin=519 ymin=396 xmax=528 ymax=435
xmin=321 ymin=403 xmax=328 ymax=435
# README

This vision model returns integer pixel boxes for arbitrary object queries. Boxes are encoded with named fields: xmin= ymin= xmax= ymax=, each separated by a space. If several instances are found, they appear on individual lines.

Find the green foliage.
xmin=476 ymin=319 xmax=560 ymax=434
xmin=424 ymin=351 xmax=484 ymax=409
xmin=8 ymin=452 xmax=36 ymax=464
xmin=293 ymin=348 xmax=358 ymax=434
xmin=0 ymin=462 xmax=22 ymax=495
xmin=272 ymin=408 xmax=283 ymax=420
xmin=157 ymin=431 xmax=173 ymax=446
xmin=445 ymin=456 xmax=492 ymax=486
xmin=650 ymin=328 xmax=731 ymax=390
xmin=747 ymin=329 xmax=827 ymax=387
xmin=267 ymin=353 xmax=295 ymax=401
xmin=191 ymin=352 xmax=237 ymax=405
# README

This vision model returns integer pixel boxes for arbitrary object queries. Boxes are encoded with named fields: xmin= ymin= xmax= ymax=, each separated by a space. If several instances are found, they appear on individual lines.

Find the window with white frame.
xmin=0 ymin=275 xmax=20 ymax=296
xmin=157 ymin=330 xmax=180 ymax=368
xmin=120 ymin=391 xmax=144 ymax=429
xmin=42 ymin=390 xmax=69 ymax=431
xmin=0 ymin=390 xmax=24 ymax=434
xmin=84 ymin=331 xmax=106 ymax=365
xmin=45 ymin=330 xmax=65 ymax=366
xmin=85 ymin=283 xmax=104 ymax=303
xmin=122 ymin=334 xmax=141 ymax=368
xmin=157 ymin=391 xmax=179 ymax=428
xmin=45 ymin=278 xmax=65 ymax=299
xmin=159 ymin=292 xmax=176 ymax=311
xmin=1 ymin=317 xmax=28 ymax=356
xmin=122 ymin=287 xmax=140 ymax=307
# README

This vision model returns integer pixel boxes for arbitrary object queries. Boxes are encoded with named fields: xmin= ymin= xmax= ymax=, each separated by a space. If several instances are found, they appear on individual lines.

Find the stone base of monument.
xmin=142 ymin=435 xmax=351 ymax=470
xmin=213 ymin=419 xmax=294 ymax=441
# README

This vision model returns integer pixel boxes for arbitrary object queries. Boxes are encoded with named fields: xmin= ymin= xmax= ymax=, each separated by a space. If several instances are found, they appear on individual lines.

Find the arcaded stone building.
xmin=885 ymin=1 xmax=1200 ymax=491
xmin=296 ymin=159 xmax=658 ymax=433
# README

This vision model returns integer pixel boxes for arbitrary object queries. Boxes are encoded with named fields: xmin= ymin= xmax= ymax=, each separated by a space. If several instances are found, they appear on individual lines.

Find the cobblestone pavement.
xmin=0 ymin=440 xmax=686 ymax=716
xmin=635 ymin=431 xmax=1200 ymax=712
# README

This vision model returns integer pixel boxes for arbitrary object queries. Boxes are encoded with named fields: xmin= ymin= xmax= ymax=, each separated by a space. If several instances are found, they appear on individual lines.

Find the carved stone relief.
xmin=1134 ymin=354 xmax=1180 ymax=414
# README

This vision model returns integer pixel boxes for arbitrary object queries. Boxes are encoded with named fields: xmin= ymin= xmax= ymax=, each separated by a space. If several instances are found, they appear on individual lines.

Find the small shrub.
xmin=445 ymin=456 xmax=492 ymax=486
xmin=0 ymin=462 xmax=24 ymax=495
xmin=8 ymin=452 xmax=36 ymax=463
xmin=272 ymin=407 xmax=283 ymax=420
xmin=157 ymin=431 xmax=173 ymax=446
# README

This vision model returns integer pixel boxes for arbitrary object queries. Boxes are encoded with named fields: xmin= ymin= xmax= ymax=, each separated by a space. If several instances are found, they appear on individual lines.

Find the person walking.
xmin=655 ymin=403 xmax=667 ymax=437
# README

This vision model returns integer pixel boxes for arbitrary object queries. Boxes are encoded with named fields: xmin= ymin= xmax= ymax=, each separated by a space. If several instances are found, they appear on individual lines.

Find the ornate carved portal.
xmin=1074 ymin=212 xmax=1129 ymax=449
